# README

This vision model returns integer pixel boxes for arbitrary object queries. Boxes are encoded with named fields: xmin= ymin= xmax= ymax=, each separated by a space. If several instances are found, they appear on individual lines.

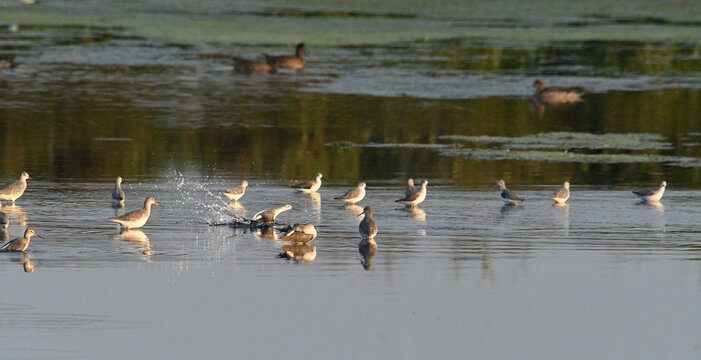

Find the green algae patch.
xmin=439 ymin=132 xmax=672 ymax=150
xmin=437 ymin=148 xmax=701 ymax=166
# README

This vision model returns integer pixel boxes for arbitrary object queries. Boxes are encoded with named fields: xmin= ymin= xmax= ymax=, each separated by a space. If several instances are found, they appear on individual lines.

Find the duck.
xmin=263 ymin=42 xmax=306 ymax=70
xmin=233 ymin=57 xmax=276 ymax=74
xmin=533 ymin=79 xmax=583 ymax=106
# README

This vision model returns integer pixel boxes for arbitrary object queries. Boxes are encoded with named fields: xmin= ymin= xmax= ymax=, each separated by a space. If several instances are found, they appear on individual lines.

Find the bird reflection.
xmin=342 ymin=204 xmax=364 ymax=216
xmin=254 ymin=225 xmax=279 ymax=240
xmin=111 ymin=229 xmax=152 ymax=256
xmin=358 ymin=238 xmax=377 ymax=270
xmin=405 ymin=206 xmax=426 ymax=221
xmin=277 ymin=244 xmax=317 ymax=263
xmin=305 ymin=192 xmax=321 ymax=211
xmin=228 ymin=201 xmax=246 ymax=212
xmin=2 ymin=205 xmax=26 ymax=227
xmin=552 ymin=203 xmax=569 ymax=235
xmin=638 ymin=200 xmax=665 ymax=212
xmin=0 ymin=228 xmax=8 ymax=243
xmin=9 ymin=252 xmax=35 ymax=273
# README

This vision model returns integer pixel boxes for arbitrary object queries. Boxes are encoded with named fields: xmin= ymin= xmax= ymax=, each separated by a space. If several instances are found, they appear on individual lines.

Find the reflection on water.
xmin=277 ymin=244 xmax=317 ymax=263
xmin=405 ymin=206 xmax=426 ymax=222
xmin=358 ymin=238 xmax=377 ymax=270
xmin=255 ymin=226 xmax=279 ymax=240
xmin=228 ymin=201 xmax=246 ymax=213
xmin=341 ymin=204 xmax=364 ymax=216
xmin=2 ymin=205 xmax=26 ymax=227
xmin=111 ymin=229 xmax=152 ymax=256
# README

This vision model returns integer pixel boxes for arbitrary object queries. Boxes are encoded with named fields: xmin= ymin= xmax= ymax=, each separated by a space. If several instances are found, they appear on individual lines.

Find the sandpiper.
xmin=358 ymin=206 xmax=378 ymax=240
xmin=550 ymin=181 xmax=570 ymax=204
xmin=289 ymin=173 xmax=323 ymax=193
xmin=493 ymin=179 xmax=524 ymax=205
xmin=222 ymin=180 xmax=249 ymax=202
xmin=112 ymin=176 xmax=125 ymax=207
xmin=278 ymin=244 xmax=317 ymax=263
xmin=533 ymin=79 xmax=583 ymax=106
xmin=405 ymin=178 xmax=417 ymax=198
xmin=395 ymin=179 xmax=428 ymax=207
xmin=633 ymin=181 xmax=667 ymax=202
xmin=251 ymin=204 xmax=292 ymax=224
xmin=263 ymin=42 xmax=306 ymax=70
xmin=108 ymin=197 xmax=160 ymax=230
xmin=0 ymin=228 xmax=42 ymax=252
xmin=334 ymin=182 xmax=366 ymax=204
xmin=0 ymin=172 xmax=32 ymax=205
xmin=280 ymin=223 xmax=317 ymax=244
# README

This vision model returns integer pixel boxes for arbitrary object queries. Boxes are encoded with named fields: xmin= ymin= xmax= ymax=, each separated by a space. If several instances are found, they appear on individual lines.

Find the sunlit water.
xmin=1 ymin=0 xmax=701 ymax=358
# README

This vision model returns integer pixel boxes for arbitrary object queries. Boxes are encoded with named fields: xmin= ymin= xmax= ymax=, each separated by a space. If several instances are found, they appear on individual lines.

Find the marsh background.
xmin=0 ymin=1 xmax=700 ymax=359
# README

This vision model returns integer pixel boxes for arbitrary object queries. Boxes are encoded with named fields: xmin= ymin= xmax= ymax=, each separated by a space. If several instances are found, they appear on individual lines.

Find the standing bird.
xmin=533 ymin=79 xmax=583 ymax=106
xmin=222 ymin=180 xmax=249 ymax=202
xmin=405 ymin=178 xmax=417 ymax=198
xmin=289 ymin=173 xmax=323 ymax=193
xmin=251 ymin=204 xmax=292 ymax=224
xmin=395 ymin=179 xmax=428 ymax=207
xmin=280 ymin=223 xmax=317 ymax=244
xmin=358 ymin=206 xmax=378 ymax=240
xmin=263 ymin=42 xmax=306 ymax=70
xmin=334 ymin=182 xmax=366 ymax=204
xmin=0 ymin=171 xmax=32 ymax=205
xmin=0 ymin=228 xmax=42 ymax=252
xmin=493 ymin=179 xmax=524 ymax=205
xmin=550 ymin=181 xmax=570 ymax=204
xmin=108 ymin=197 xmax=160 ymax=230
xmin=633 ymin=181 xmax=667 ymax=202
xmin=112 ymin=176 xmax=125 ymax=207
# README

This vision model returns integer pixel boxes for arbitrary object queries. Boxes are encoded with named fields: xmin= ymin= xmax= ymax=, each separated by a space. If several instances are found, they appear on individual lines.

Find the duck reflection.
xmin=358 ymin=238 xmax=377 ymax=270
xmin=2 ymin=205 xmax=26 ymax=227
xmin=111 ymin=229 xmax=152 ymax=255
xmin=342 ymin=204 xmax=364 ymax=216
xmin=277 ymin=244 xmax=317 ymax=263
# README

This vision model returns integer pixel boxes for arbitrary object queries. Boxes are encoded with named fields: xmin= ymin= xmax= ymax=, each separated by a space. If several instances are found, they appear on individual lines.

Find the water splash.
xmin=167 ymin=171 xmax=248 ymax=226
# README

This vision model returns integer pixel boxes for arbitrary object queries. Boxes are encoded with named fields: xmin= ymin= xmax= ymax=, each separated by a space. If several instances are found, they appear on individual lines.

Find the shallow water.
xmin=1 ymin=0 xmax=701 ymax=358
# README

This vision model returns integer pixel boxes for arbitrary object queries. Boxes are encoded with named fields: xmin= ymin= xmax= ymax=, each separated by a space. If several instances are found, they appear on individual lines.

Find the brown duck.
xmin=533 ymin=79 xmax=583 ymax=106
xmin=263 ymin=42 xmax=306 ymax=70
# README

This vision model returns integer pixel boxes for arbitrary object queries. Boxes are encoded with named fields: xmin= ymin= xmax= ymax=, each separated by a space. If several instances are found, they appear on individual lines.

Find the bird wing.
xmin=290 ymin=180 xmax=315 ymax=189
xmin=112 ymin=186 xmax=125 ymax=201
xmin=335 ymin=187 xmax=361 ymax=200
xmin=224 ymin=185 xmax=245 ymax=195
xmin=502 ymin=189 xmax=524 ymax=201
xmin=0 ymin=180 xmax=22 ymax=196
xmin=633 ymin=189 xmax=655 ymax=196
xmin=110 ymin=209 xmax=146 ymax=222
xmin=0 ymin=239 xmax=14 ymax=250
xmin=396 ymin=189 xmax=422 ymax=202
xmin=551 ymin=188 xmax=569 ymax=199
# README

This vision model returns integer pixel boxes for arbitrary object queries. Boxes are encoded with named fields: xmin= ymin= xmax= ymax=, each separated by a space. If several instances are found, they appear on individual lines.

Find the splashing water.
xmin=168 ymin=171 xmax=248 ymax=226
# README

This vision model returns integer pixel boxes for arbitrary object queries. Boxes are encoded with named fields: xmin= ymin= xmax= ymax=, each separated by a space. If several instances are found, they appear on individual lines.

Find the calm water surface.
xmin=1 ymin=0 xmax=701 ymax=359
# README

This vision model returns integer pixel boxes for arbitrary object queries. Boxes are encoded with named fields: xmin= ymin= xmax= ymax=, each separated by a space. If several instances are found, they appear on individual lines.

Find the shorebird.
xmin=263 ymin=42 xmax=306 ymax=70
xmin=108 ymin=197 xmax=160 ymax=230
xmin=492 ymin=179 xmax=524 ymax=205
xmin=533 ymin=79 xmax=583 ymax=106
xmin=0 ymin=172 xmax=32 ymax=205
xmin=289 ymin=173 xmax=323 ymax=193
xmin=222 ymin=180 xmax=249 ymax=202
xmin=405 ymin=178 xmax=417 ymax=198
xmin=395 ymin=179 xmax=428 ymax=207
xmin=334 ymin=182 xmax=366 ymax=204
xmin=550 ymin=181 xmax=570 ymax=204
xmin=633 ymin=181 xmax=667 ymax=202
xmin=358 ymin=238 xmax=377 ymax=270
xmin=358 ymin=206 xmax=378 ymax=240
xmin=0 ymin=211 xmax=7 ymax=229
xmin=233 ymin=57 xmax=276 ymax=74
xmin=112 ymin=176 xmax=125 ymax=207
xmin=280 ymin=223 xmax=317 ymax=244
xmin=251 ymin=204 xmax=292 ymax=224
xmin=278 ymin=244 xmax=317 ymax=263
xmin=0 ymin=228 xmax=41 ymax=252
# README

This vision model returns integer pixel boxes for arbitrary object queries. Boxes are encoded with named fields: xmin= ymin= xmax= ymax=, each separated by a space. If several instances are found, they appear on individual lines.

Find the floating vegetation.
xmin=436 ymin=148 xmax=701 ymax=166
xmin=439 ymin=132 xmax=672 ymax=150
xmin=326 ymin=141 xmax=461 ymax=149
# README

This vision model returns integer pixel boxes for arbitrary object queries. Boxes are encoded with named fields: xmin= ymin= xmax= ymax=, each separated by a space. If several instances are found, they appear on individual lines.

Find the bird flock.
xmin=0 ymin=171 xmax=669 ymax=268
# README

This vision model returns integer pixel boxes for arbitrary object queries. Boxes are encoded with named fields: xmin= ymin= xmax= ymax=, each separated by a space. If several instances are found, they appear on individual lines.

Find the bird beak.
xmin=488 ymin=183 xmax=497 ymax=188
xmin=154 ymin=202 xmax=162 ymax=206
xmin=35 ymin=234 xmax=44 ymax=239
xmin=27 ymin=176 xmax=33 ymax=180
xmin=357 ymin=212 xmax=365 ymax=217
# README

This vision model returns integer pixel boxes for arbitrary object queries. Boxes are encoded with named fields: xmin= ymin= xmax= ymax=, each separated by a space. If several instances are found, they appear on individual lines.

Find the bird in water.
xmin=263 ymin=42 xmax=306 ymax=70
xmin=0 ymin=228 xmax=42 ymax=252
xmin=532 ymin=79 xmax=583 ymax=106
xmin=633 ymin=181 xmax=667 ymax=203
xmin=334 ymin=182 xmax=366 ymax=204
xmin=108 ymin=197 xmax=160 ymax=230
xmin=550 ymin=181 xmax=570 ymax=204
xmin=404 ymin=178 xmax=417 ymax=198
xmin=0 ymin=171 xmax=32 ymax=205
xmin=112 ymin=176 xmax=125 ymax=207
xmin=222 ymin=180 xmax=249 ymax=202
xmin=289 ymin=173 xmax=323 ymax=193
xmin=233 ymin=57 xmax=276 ymax=74
xmin=280 ymin=223 xmax=317 ymax=244
xmin=395 ymin=179 xmax=428 ymax=207
xmin=358 ymin=206 xmax=378 ymax=240
xmin=251 ymin=204 xmax=292 ymax=224
xmin=492 ymin=179 xmax=524 ymax=205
